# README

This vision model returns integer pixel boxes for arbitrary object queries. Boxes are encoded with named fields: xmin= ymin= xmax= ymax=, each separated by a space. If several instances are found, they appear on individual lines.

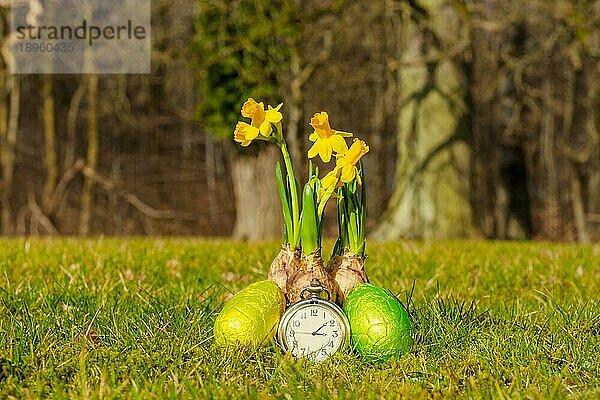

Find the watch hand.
xmin=312 ymin=323 xmax=328 ymax=335
xmin=295 ymin=331 xmax=326 ymax=336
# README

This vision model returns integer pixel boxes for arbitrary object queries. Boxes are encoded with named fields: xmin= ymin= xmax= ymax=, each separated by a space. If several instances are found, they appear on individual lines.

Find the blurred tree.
xmin=79 ymin=75 xmax=98 ymax=235
xmin=464 ymin=0 xmax=600 ymax=241
xmin=41 ymin=75 xmax=57 ymax=217
xmin=194 ymin=0 xmax=289 ymax=239
xmin=0 ymin=9 xmax=19 ymax=235
xmin=373 ymin=0 xmax=600 ymax=242
xmin=0 ymin=0 xmax=597 ymax=241
xmin=194 ymin=0 xmax=344 ymax=239
xmin=373 ymin=0 xmax=475 ymax=239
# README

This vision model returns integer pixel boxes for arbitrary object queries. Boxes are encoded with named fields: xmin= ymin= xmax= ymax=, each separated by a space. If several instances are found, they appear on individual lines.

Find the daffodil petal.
xmin=321 ymin=170 xmax=339 ymax=190
xmin=234 ymin=122 xmax=259 ymax=145
xmin=320 ymin=142 xmax=333 ymax=163
xmin=308 ymin=141 xmax=320 ymax=159
xmin=335 ymin=130 xmax=354 ymax=138
xmin=265 ymin=109 xmax=283 ymax=123
xmin=330 ymin=134 xmax=349 ymax=154
xmin=259 ymin=121 xmax=272 ymax=137
xmin=340 ymin=164 xmax=356 ymax=183
xmin=247 ymin=125 xmax=260 ymax=140
xmin=309 ymin=132 xmax=319 ymax=142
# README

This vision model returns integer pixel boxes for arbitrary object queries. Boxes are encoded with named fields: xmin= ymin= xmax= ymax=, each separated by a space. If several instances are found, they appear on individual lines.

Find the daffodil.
xmin=320 ymin=169 xmax=340 ymax=192
xmin=234 ymin=122 xmax=259 ymax=147
xmin=307 ymin=112 xmax=352 ymax=163
xmin=336 ymin=139 xmax=369 ymax=185
xmin=317 ymin=139 xmax=369 ymax=204
xmin=241 ymin=98 xmax=283 ymax=138
xmin=318 ymin=168 xmax=341 ymax=204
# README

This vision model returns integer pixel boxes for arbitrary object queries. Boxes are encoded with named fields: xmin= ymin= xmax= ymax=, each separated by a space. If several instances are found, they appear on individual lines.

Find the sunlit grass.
xmin=1 ymin=238 xmax=598 ymax=398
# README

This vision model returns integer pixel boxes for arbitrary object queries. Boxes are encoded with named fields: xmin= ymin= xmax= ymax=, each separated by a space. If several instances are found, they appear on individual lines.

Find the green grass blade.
xmin=0 ymin=238 xmax=597 ymax=398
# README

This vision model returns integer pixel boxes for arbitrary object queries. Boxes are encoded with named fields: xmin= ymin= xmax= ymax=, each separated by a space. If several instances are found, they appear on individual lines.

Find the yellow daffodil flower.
xmin=234 ymin=122 xmax=259 ymax=147
xmin=318 ymin=168 xmax=341 ymax=202
xmin=336 ymin=139 xmax=369 ymax=185
xmin=307 ymin=112 xmax=353 ymax=163
xmin=318 ymin=139 xmax=369 ymax=200
xmin=241 ymin=98 xmax=283 ymax=138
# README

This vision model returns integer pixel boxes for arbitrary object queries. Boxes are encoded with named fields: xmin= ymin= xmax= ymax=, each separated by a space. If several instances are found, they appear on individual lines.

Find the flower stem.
xmin=279 ymin=140 xmax=300 ymax=247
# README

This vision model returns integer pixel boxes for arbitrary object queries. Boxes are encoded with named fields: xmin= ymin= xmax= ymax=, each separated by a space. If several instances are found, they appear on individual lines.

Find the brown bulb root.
xmin=286 ymin=249 xmax=341 ymax=305
xmin=328 ymin=251 xmax=369 ymax=304
xmin=268 ymin=244 xmax=301 ymax=301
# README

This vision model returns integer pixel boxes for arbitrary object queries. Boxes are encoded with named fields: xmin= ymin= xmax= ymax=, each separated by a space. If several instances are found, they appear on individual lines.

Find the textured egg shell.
xmin=344 ymin=283 xmax=412 ymax=362
xmin=214 ymin=280 xmax=285 ymax=347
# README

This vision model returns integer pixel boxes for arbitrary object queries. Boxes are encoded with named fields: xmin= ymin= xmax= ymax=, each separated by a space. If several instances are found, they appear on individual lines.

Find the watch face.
xmin=281 ymin=300 xmax=348 ymax=362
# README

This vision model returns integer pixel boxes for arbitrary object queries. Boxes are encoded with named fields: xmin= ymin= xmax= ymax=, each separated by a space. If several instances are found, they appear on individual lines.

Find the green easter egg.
xmin=214 ymin=280 xmax=285 ymax=347
xmin=344 ymin=283 xmax=412 ymax=362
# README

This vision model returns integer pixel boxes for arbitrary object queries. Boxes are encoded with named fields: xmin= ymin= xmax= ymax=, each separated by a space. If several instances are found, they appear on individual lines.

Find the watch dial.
xmin=284 ymin=304 xmax=345 ymax=362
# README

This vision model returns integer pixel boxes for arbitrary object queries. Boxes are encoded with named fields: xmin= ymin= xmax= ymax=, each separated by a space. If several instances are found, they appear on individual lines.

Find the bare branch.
xmin=79 ymin=165 xmax=199 ymax=221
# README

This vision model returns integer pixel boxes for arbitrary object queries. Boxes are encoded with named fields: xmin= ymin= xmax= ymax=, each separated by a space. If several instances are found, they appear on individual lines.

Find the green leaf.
xmin=276 ymin=162 xmax=293 ymax=243
xmin=346 ymin=186 xmax=359 ymax=253
xmin=289 ymin=174 xmax=301 ymax=246
xmin=332 ymin=236 xmax=343 ymax=257
xmin=300 ymin=181 xmax=319 ymax=253
xmin=358 ymin=162 xmax=366 ymax=255
xmin=337 ymin=187 xmax=349 ymax=250
xmin=317 ymin=183 xmax=336 ymax=217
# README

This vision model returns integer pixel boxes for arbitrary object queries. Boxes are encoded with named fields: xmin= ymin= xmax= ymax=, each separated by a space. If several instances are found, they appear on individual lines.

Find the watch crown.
xmin=300 ymin=278 xmax=331 ymax=300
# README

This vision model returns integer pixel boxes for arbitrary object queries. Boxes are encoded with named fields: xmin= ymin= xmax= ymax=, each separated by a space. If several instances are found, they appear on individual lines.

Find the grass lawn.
xmin=0 ymin=238 xmax=598 ymax=399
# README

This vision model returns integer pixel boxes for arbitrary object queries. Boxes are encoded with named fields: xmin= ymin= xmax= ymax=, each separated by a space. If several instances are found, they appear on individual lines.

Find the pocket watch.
xmin=277 ymin=278 xmax=350 ymax=362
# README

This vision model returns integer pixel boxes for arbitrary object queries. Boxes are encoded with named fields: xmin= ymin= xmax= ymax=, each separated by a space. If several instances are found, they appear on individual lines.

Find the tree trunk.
xmin=0 ymin=75 xmax=20 ymax=234
xmin=469 ymin=18 xmax=505 ymax=238
xmin=231 ymin=146 xmax=281 ymax=240
xmin=42 ymin=75 xmax=57 ymax=213
xmin=516 ymin=6 xmax=596 ymax=242
xmin=65 ymin=77 xmax=86 ymax=169
xmin=373 ymin=2 xmax=474 ymax=240
xmin=0 ymin=70 xmax=8 ymax=233
xmin=361 ymin=0 xmax=398 ymax=222
xmin=286 ymin=46 xmax=306 ymax=176
xmin=79 ymin=75 xmax=99 ymax=235
xmin=582 ymin=53 xmax=600 ymax=239
xmin=205 ymin=134 xmax=218 ymax=227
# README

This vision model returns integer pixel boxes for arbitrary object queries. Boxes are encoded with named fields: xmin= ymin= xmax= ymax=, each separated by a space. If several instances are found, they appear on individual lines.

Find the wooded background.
xmin=0 ymin=0 xmax=598 ymax=242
